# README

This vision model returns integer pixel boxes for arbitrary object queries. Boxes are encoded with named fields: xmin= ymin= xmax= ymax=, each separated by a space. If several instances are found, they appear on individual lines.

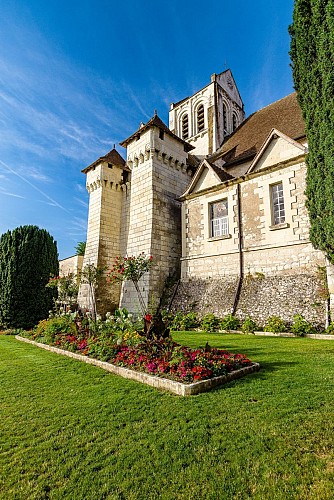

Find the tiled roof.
xmin=82 ymin=147 xmax=127 ymax=173
xmin=120 ymin=114 xmax=194 ymax=152
xmin=210 ymin=92 xmax=305 ymax=167
xmin=209 ymin=162 xmax=235 ymax=182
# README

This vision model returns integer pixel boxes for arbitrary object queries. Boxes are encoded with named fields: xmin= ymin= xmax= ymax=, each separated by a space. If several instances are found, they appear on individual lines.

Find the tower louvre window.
xmin=197 ymin=104 xmax=205 ymax=132
xmin=232 ymin=114 xmax=237 ymax=131
xmin=223 ymin=103 xmax=227 ymax=133
xmin=182 ymin=114 xmax=189 ymax=139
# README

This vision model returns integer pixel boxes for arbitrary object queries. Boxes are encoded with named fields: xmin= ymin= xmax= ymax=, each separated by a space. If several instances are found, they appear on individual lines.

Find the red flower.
xmin=145 ymin=314 xmax=152 ymax=322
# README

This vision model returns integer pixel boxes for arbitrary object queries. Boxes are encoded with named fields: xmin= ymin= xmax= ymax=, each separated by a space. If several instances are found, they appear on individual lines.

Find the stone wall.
xmin=172 ymin=272 xmax=327 ymax=328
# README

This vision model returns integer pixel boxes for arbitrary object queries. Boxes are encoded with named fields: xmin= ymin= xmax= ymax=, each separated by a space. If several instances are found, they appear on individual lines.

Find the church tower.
xmin=119 ymin=114 xmax=194 ymax=314
xmin=78 ymin=148 xmax=130 ymax=315
xmin=169 ymin=69 xmax=244 ymax=157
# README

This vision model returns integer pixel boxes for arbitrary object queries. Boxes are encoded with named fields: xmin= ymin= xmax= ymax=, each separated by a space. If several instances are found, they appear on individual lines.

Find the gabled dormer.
xmin=247 ymin=128 xmax=307 ymax=174
xmin=182 ymin=159 xmax=234 ymax=198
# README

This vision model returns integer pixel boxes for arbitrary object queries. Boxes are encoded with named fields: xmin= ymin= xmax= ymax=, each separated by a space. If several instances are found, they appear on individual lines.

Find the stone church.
xmin=65 ymin=69 xmax=333 ymax=328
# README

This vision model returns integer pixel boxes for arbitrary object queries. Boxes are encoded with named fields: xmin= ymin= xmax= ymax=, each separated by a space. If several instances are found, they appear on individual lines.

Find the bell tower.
xmin=169 ymin=69 xmax=244 ymax=157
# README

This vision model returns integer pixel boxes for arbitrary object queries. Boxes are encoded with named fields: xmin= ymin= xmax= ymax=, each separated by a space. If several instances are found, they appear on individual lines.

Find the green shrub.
xmin=86 ymin=338 xmax=118 ymax=362
xmin=169 ymin=312 xmax=183 ymax=331
xmin=264 ymin=316 xmax=286 ymax=333
xmin=325 ymin=322 xmax=334 ymax=335
xmin=169 ymin=312 xmax=198 ymax=331
xmin=181 ymin=312 xmax=199 ymax=331
xmin=291 ymin=314 xmax=316 ymax=337
xmin=201 ymin=313 xmax=221 ymax=332
xmin=220 ymin=314 xmax=240 ymax=331
xmin=35 ymin=317 xmax=77 ymax=344
xmin=3 ymin=328 xmax=25 ymax=336
xmin=241 ymin=317 xmax=258 ymax=334
xmin=0 ymin=225 xmax=58 ymax=329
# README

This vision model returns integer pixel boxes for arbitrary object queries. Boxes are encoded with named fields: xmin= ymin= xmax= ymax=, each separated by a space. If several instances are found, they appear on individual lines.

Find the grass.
xmin=1 ymin=332 xmax=334 ymax=500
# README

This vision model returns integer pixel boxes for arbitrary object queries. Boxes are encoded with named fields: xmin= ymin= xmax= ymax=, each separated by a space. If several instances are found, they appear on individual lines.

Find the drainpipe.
xmin=232 ymin=182 xmax=244 ymax=314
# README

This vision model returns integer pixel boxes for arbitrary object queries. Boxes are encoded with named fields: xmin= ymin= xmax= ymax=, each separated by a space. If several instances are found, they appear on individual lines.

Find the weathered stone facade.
xmin=77 ymin=70 xmax=333 ymax=327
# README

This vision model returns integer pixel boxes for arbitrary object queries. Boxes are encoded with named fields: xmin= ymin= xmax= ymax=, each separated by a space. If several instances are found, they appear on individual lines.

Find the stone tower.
xmin=169 ymin=69 xmax=244 ymax=156
xmin=78 ymin=148 xmax=130 ymax=315
xmin=118 ymin=114 xmax=194 ymax=314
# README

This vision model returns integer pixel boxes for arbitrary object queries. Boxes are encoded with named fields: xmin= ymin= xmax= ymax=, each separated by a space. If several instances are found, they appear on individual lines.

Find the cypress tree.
xmin=290 ymin=0 xmax=334 ymax=262
xmin=0 ymin=225 xmax=59 ymax=328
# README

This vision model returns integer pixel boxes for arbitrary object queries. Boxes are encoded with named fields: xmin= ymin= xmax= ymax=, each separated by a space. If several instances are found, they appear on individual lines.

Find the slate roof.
xmin=210 ymin=92 xmax=305 ymax=167
xmin=82 ymin=147 xmax=127 ymax=174
xmin=209 ymin=162 xmax=235 ymax=182
xmin=120 ymin=114 xmax=194 ymax=152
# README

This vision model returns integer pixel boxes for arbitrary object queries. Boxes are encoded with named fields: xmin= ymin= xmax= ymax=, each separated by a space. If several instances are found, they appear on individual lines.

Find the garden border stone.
xmin=16 ymin=336 xmax=260 ymax=396
xmin=222 ymin=330 xmax=334 ymax=339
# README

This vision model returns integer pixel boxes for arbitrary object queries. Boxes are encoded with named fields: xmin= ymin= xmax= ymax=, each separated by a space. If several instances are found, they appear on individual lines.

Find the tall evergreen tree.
xmin=0 ymin=225 xmax=59 ymax=328
xmin=290 ymin=0 xmax=334 ymax=262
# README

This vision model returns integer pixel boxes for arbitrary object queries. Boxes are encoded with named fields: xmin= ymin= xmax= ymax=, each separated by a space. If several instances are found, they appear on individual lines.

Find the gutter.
xmin=232 ymin=183 xmax=244 ymax=314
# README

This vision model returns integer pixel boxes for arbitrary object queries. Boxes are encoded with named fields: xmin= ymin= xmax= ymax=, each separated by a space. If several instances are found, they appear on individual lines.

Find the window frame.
xmin=270 ymin=182 xmax=286 ymax=226
xmin=209 ymin=199 xmax=229 ymax=239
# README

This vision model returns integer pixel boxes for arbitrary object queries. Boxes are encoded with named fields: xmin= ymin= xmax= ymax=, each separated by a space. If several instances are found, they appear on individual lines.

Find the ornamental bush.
xmin=241 ymin=317 xmax=259 ymax=334
xmin=0 ymin=225 xmax=58 ymax=329
xmin=291 ymin=314 xmax=316 ymax=336
xmin=34 ymin=316 xmax=77 ymax=344
xmin=264 ymin=316 xmax=287 ymax=333
xmin=201 ymin=313 xmax=221 ymax=332
xmin=220 ymin=314 xmax=240 ymax=331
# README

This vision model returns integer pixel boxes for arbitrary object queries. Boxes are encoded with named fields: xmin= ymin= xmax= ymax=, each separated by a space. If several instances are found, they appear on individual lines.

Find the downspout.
xmin=232 ymin=182 xmax=244 ymax=314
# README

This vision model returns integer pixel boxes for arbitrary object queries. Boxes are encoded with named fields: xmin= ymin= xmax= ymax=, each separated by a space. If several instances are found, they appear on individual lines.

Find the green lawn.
xmin=1 ymin=333 xmax=334 ymax=500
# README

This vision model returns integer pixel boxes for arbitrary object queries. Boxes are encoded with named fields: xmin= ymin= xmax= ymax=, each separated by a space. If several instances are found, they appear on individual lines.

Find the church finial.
xmin=114 ymin=143 xmax=116 ymax=150
xmin=154 ymin=109 xmax=157 ymax=117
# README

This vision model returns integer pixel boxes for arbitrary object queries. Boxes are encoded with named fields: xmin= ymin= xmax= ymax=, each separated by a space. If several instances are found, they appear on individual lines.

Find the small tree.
xmin=46 ymin=273 xmax=79 ymax=310
xmin=0 ymin=225 xmax=58 ymax=328
xmin=79 ymin=264 xmax=106 ymax=321
xmin=107 ymin=254 xmax=153 ymax=315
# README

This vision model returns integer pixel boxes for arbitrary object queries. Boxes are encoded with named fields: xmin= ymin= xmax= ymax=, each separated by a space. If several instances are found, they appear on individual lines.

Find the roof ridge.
xmin=252 ymin=91 xmax=297 ymax=114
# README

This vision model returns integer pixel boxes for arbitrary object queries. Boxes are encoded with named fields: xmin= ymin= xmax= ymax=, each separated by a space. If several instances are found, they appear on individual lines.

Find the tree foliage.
xmin=0 ymin=225 xmax=59 ymax=328
xmin=75 ymin=241 xmax=86 ymax=256
xmin=290 ymin=0 xmax=334 ymax=262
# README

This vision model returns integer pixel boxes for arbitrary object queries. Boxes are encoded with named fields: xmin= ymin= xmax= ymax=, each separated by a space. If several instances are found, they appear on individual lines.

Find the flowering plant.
xmin=107 ymin=254 xmax=153 ymax=315
xmin=46 ymin=273 xmax=79 ymax=306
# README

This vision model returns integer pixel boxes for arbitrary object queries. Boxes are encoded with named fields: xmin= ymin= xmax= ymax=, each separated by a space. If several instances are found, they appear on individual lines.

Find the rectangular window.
xmin=271 ymin=182 xmax=285 ymax=225
xmin=210 ymin=200 xmax=229 ymax=237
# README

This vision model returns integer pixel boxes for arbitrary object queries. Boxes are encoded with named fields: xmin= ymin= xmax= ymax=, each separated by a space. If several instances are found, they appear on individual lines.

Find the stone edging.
xmin=15 ymin=336 xmax=260 ymax=396
xmin=224 ymin=330 xmax=334 ymax=339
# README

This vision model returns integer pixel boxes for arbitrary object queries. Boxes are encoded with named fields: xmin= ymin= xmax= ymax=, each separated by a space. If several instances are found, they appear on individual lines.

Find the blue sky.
xmin=0 ymin=0 xmax=294 ymax=259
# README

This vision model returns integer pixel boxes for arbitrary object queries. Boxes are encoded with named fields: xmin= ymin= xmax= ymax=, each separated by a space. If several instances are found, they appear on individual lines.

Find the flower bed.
xmin=16 ymin=336 xmax=260 ymax=395
xmin=20 ymin=330 xmax=255 ymax=384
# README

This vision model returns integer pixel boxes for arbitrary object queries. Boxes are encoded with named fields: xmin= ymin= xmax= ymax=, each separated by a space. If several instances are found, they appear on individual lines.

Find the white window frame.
xmin=210 ymin=200 xmax=229 ymax=238
xmin=271 ymin=182 xmax=285 ymax=225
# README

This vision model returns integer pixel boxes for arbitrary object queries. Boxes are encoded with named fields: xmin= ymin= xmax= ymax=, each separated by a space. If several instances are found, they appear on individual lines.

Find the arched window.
xmin=232 ymin=114 xmax=237 ymax=132
xmin=197 ymin=104 xmax=205 ymax=132
xmin=222 ymin=103 xmax=227 ymax=132
xmin=182 ymin=114 xmax=189 ymax=140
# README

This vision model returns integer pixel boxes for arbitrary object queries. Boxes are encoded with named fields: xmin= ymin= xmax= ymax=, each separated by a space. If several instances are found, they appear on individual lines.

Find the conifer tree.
xmin=290 ymin=0 xmax=334 ymax=262
xmin=0 ymin=225 xmax=59 ymax=328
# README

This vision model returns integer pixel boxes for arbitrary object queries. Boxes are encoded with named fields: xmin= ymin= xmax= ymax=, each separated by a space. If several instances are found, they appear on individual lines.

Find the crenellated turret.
xmin=118 ymin=114 xmax=195 ymax=313
xmin=78 ymin=148 xmax=130 ymax=315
